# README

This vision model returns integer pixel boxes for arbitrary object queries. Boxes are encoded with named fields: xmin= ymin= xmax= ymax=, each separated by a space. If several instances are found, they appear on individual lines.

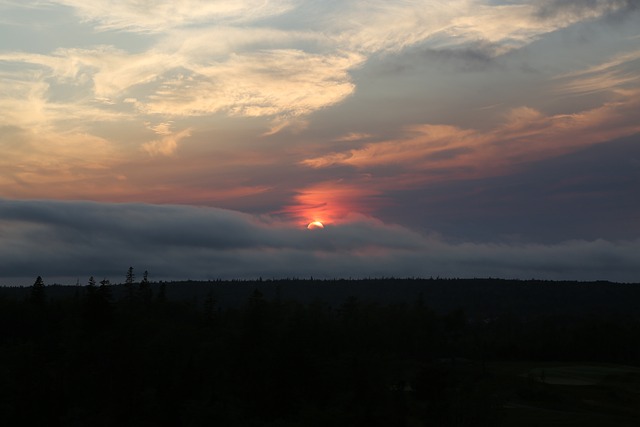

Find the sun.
xmin=307 ymin=221 xmax=324 ymax=230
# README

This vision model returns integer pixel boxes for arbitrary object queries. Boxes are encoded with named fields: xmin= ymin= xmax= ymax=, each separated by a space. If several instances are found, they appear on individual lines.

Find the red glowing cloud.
xmin=281 ymin=180 xmax=383 ymax=226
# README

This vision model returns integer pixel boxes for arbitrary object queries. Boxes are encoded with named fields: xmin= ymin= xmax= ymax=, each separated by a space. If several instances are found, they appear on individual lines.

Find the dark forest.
xmin=1 ymin=275 xmax=639 ymax=426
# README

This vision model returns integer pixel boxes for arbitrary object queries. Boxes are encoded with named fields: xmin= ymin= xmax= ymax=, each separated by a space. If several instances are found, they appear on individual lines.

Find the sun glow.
xmin=307 ymin=221 xmax=324 ymax=230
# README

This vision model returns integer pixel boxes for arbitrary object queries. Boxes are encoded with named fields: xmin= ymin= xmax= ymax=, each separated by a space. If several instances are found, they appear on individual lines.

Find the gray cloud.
xmin=1 ymin=198 xmax=638 ymax=285
xmin=535 ymin=0 xmax=638 ymax=20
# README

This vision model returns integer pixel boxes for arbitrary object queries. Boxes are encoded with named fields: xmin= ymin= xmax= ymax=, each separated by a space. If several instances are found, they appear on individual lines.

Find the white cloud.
xmin=556 ymin=49 xmax=640 ymax=95
xmin=52 ymin=0 xmax=297 ymax=32
xmin=142 ymin=127 xmax=191 ymax=156
xmin=318 ymin=0 xmax=631 ymax=56
xmin=0 ymin=50 xmax=137 ymax=124
xmin=147 ymin=121 xmax=173 ymax=136
xmin=436 ymin=2 xmax=616 ymax=54
xmin=2 ymin=0 xmax=631 ymax=133
xmin=141 ymin=50 xmax=364 ymax=117
xmin=0 ymin=29 xmax=361 ymax=124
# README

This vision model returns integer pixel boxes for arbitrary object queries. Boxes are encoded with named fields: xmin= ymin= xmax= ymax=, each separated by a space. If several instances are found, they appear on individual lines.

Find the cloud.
xmin=371 ymin=132 xmax=640 ymax=243
xmin=334 ymin=132 xmax=374 ymax=142
xmin=0 ymin=198 xmax=638 ymax=285
xmin=0 ymin=124 xmax=122 ymax=198
xmin=6 ymin=0 xmax=625 ymax=109
xmin=1 ymin=0 xmax=631 ymax=142
xmin=534 ymin=0 xmax=637 ymax=20
xmin=411 ymin=0 xmax=630 ymax=56
xmin=301 ymin=85 xmax=640 ymax=186
xmin=555 ymin=49 xmax=640 ymax=95
xmin=262 ymin=47 xmax=640 ymax=222
xmin=316 ymin=0 xmax=622 ymax=56
xmin=279 ymin=180 xmax=385 ymax=225
xmin=48 ymin=0 xmax=630 ymax=52
xmin=1 ymin=0 xmax=638 ymax=214
xmin=141 ymin=127 xmax=191 ymax=157
xmin=140 ymin=49 xmax=364 ymax=118
xmin=52 ymin=0 xmax=297 ymax=32
xmin=0 ymin=37 xmax=363 ymax=127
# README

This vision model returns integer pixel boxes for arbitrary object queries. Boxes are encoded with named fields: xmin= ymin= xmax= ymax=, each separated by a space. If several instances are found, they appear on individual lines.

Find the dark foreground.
xmin=1 ymin=278 xmax=639 ymax=426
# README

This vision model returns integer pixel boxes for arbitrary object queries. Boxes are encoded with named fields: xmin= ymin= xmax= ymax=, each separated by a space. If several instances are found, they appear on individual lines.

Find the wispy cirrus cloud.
xmin=0 ymin=34 xmax=362 ymax=129
xmin=1 ymin=0 xmax=638 ymax=222
xmin=0 ymin=52 xmax=130 ymax=126
xmin=303 ymin=102 xmax=640 ymax=185
xmin=4 ymin=0 xmax=629 ymax=128
xmin=555 ymin=49 xmax=640 ymax=95
xmin=303 ymin=50 xmax=640 ymax=187
xmin=52 ymin=0 xmax=298 ymax=32
xmin=140 ymin=49 xmax=364 ymax=118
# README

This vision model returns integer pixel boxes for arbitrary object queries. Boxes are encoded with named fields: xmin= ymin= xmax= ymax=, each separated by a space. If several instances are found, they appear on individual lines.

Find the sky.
xmin=1 ymin=0 xmax=639 ymax=285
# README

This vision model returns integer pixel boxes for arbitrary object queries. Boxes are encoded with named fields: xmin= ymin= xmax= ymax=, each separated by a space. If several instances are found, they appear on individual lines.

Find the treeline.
xmin=4 ymin=275 xmax=640 ymax=317
xmin=0 ymin=276 xmax=639 ymax=426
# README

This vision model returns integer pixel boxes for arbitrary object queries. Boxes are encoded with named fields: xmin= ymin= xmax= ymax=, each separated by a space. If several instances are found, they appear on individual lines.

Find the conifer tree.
xmin=139 ymin=270 xmax=152 ymax=305
xmin=99 ymin=278 xmax=112 ymax=302
xmin=86 ymin=276 xmax=97 ymax=303
xmin=29 ymin=275 xmax=46 ymax=306
xmin=125 ymin=266 xmax=135 ymax=301
xmin=126 ymin=266 xmax=135 ymax=284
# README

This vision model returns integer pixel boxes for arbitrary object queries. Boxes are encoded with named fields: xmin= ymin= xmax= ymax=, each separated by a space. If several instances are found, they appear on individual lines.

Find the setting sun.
xmin=307 ymin=221 xmax=325 ymax=230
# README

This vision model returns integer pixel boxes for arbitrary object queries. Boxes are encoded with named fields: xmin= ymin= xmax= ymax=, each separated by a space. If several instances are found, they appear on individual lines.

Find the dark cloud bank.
xmin=1 ymin=198 xmax=638 ymax=285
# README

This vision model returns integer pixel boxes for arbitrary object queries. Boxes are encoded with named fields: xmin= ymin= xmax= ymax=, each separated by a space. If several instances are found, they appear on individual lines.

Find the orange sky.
xmin=2 ymin=1 xmax=640 ymax=284
xmin=1 ymin=0 xmax=639 ymax=239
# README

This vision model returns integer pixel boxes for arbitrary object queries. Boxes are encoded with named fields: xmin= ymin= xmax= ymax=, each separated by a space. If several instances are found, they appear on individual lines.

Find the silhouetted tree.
xmin=139 ymin=270 xmax=152 ymax=305
xmin=85 ymin=276 xmax=97 ymax=307
xmin=0 ymin=278 xmax=639 ymax=426
xmin=29 ymin=275 xmax=46 ymax=306
xmin=99 ymin=278 xmax=112 ymax=301
xmin=125 ymin=266 xmax=135 ymax=301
